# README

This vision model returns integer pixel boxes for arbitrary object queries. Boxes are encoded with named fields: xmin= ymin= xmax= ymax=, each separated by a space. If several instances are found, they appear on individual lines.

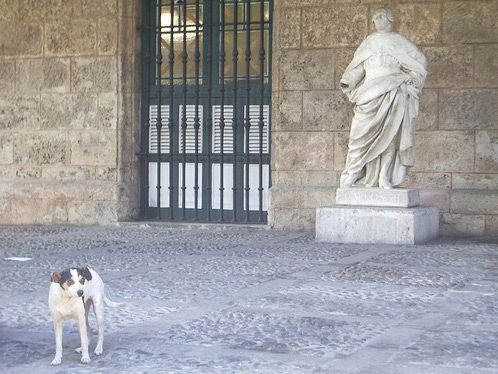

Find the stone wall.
xmin=269 ymin=0 xmax=498 ymax=235
xmin=0 ymin=0 xmax=141 ymax=224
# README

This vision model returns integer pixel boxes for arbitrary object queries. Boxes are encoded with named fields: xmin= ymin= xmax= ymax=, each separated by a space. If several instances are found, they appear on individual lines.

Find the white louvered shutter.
xmin=179 ymin=105 xmax=203 ymax=154
xmin=149 ymin=105 xmax=170 ymax=154
xmin=244 ymin=105 xmax=269 ymax=154
xmin=212 ymin=105 xmax=234 ymax=153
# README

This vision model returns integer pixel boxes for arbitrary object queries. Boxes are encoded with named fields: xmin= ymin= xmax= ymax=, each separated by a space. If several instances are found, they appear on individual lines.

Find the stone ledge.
xmin=316 ymin=206 xmax=439 ymax=245
xmin=336 ymin=187 xmax=420 ymax=208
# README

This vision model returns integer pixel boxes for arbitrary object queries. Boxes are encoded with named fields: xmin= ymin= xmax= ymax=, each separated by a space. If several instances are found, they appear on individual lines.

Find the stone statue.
xmin=339 ymin=8 xmax=427 ymax=189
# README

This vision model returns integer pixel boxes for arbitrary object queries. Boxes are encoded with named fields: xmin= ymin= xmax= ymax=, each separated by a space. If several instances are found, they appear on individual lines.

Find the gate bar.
xmin=244 ymin=0 xmax=252 ymax=222
xmin=258 ymin=0 xmax=265 ymax=222
xmin=232 ymin=0 xmax=239 ymax=222
xmin=194 ymin=0 xmax=201 ymax=220
xmin=220 ymin=0 xmax=226 ymax=221
xmin=168 ymin=0 xmax=175 ymax=220
xmin=155 ymin=0 xmax=163 ymax=219
xmin=181 ymin=0 xmax=188 ymax=220
xmin=206 ymin=0 xmax=214 ymax=221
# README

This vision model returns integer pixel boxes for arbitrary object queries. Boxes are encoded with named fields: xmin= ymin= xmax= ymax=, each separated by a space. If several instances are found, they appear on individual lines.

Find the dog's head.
xmin=51 ymin=267 xmax=92 ymax=298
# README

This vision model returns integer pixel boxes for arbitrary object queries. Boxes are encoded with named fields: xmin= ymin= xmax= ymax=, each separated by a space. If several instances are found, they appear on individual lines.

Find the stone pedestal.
xmin=316 ymin=188 xmax=439 ymax=244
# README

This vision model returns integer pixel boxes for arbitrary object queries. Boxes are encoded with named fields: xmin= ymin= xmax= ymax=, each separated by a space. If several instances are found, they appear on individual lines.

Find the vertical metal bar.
xmin=140 ymin=0 xmax=152 ymax=219
xmin=232 ymin=0 xmax=238 ymax=222
xmin=168 ymin=0 xmax=175 ymax=220
xmin=156 ymin=0 xmax=163 ymax=219
xmin=219 ymin=0 xmax=226 ymax=221
xmin=244 ymin=0 xmax=251 ymax=222
xmin=258 ymin=0 xmax=265 ymax=222
xmin=181 ymin=0 xmax=188 ymax=220
xmin=193 ymin=0 xmax=201 ymax=220
xmin=206 ymin=0 xmax=213 ymax=222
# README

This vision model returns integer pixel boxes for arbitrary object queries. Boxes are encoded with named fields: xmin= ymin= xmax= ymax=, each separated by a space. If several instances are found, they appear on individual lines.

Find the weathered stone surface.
xmin=451 ymin=190 xmax=498 ymax=215
xmin=98 ymin=93 xmax=118 ymax=129
xmin=280 ymin=49 xmax=335 ymax=90
xmin=17 ymin=0 xmax=74 ymax=19
xmin=16 ymin=58 xmax=70 ymax=94
xmin=417 ymin=89 xmax=437 ymax=130
xmin=95 ymin=166 xmax=117 ymax=181
xmin=42 ymin=165 xmax=95 ymax=181
xmin=439 ymin=90 xmax=498 ymax=130
xmin=98 ymin=17 xmax=118 ymax=55
xmin=0 ymin=61 xmax=15 ymax=94
xmin=476 ymin=130 xmax=498 ymax=172
xmin=73 ymin=0 xmax=118 ymax=17
xmin=6 ymin=198 xmax=67 ymax=224
xmin=419 ymin=189 xmax=450 ymax=212
xmin=334 ymin=48 xmax=355 ymax=89
xmin=275 ymin=7 xmax=301 ymax=49
xmin=442 ymin=1 xmax=498 ymax=44
xmin=316 ymin=206 xmax=439 ymax=244
xmin=453 ymin=174 xmax=498 ymax=190
xmin=270 ymin=185 xmax=336 ymax=209
xmin=441 ymin=213 xmax=486 ymax=237
xmin=302 ymin=6 xmax=368 ymax=47
xmin=303 ymin=90 xmax=350 ymax=131
xmin=71 ymin=57 xmax=117 ymax=92
xmin=0 ymin=96 xmax=40 ymax=130
xmin=400 ymin=172 xmax=451 ymax=190
xmin=40 ymin=93 xmax=98 ymax=129
xmin=70 ymin=130 xmax=117 ymax=166
xmin=475 ymin=44 xmax=498 ymax=87
xmin=0 ymin=132 xmax=13 ymax=164
xmin=300 ymin=170 xmax=340 ymax=187
xmin=45 ymin=19 xmax=96 ymax=56
xmin=336 ymin=188 xmax=420 ymax=208
xmin=117 ymin=17 xmax=136 ymax=56
xmin=0 ymin=22 xmax=42 ymax=56
xmin=67 ymin=200 xmax=118 ymax=224
xmin=397 ymin=3 xmax=441 ymax=45
xmin=274 ymin=91 xmax=302 ymax=131
xmin=273 ymin=132 xmax=334 ymax=171
xmin=413 ymin=131 xmax=474 ymax=172
xmin=485 ymin=215 xmax=498 ymax=235
xmin=424 ymin=46 xmax=473 ymax=89
xmin=0 ymin=0 xmax=17 ymax=21
xmin=333 ymin=131 xmax=349 ymax=172
xmin=268 ymin=206 xmax=315 ymax=230
xmin=13 ymin=132 xmax=66 ymax=165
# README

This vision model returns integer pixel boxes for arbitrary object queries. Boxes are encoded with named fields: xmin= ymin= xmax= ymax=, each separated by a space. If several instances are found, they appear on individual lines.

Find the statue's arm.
xmin=340 ymin=64 xmax=365 ymax=93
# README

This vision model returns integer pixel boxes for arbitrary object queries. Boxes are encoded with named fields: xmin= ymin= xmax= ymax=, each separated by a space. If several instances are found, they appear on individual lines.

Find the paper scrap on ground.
xmin=5 ymin=257 xmax=32 ymax=262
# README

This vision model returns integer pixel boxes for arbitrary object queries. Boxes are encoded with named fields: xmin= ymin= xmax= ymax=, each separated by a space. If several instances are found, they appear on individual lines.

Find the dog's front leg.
xmin=51 ymin=319 xmax=63 ymax=365
xmin=78 ymin=315 xmax=91 ymax=364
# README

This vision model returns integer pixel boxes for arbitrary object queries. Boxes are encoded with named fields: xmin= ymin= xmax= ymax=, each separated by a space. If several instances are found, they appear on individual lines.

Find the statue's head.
xmin=372 ymin=7 xmax=394 ymax=32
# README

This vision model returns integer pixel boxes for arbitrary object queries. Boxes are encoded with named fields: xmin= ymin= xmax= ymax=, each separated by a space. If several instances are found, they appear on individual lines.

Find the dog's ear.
xmin=51 ymin=272 xmax=61 ymax=283
xmin=79 ymin=267 xmax=92 ymax=281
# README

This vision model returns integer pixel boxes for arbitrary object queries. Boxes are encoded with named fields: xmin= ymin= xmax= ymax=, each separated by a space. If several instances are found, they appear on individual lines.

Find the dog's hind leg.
xmin=51 ymin=319 xmax=63 ymax=365
xmin=93 ymin=299 xmax=105 ymax=356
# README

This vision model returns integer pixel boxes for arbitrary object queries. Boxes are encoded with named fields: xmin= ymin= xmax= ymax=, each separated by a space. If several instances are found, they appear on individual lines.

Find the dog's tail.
xmin=103 ymin=293 xmax=125 ymax=308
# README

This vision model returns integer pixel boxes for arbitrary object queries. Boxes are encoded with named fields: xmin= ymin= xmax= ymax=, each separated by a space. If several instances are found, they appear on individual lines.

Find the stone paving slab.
xmin=0 ymin=224 xmax=497 ymax=373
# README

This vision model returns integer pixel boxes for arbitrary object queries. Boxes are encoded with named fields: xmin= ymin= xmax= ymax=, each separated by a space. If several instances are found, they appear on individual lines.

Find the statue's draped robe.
xmin=341 ymin=32 xmax=427 ymax=187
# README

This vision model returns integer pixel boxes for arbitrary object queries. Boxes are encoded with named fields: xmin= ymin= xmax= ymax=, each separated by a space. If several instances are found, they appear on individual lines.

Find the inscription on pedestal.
xmin=336 ymin=188 xmax=420 ymax=208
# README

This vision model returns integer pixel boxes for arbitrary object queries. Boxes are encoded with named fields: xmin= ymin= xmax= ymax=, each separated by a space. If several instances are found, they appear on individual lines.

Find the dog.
xmin=49 ymin=266 xmax=120 ymax=365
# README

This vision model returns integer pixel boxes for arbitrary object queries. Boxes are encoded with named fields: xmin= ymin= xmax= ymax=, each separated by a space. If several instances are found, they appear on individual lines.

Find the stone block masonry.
xmin=0 ymin=0 xmax=142 ymax=224
xmin=270 ymin=0 xmax=498 ymax=236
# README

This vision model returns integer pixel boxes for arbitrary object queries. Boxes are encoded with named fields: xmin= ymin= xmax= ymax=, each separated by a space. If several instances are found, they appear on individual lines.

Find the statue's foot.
xmin=379 ymin=176 xmax=393 ymax=189
xmin=340 ymin=172 xmax=360 ymax=188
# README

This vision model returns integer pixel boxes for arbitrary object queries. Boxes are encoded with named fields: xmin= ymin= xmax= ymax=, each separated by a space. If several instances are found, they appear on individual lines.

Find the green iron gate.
xmin=139 ymin=0 xmax=272 ymax=223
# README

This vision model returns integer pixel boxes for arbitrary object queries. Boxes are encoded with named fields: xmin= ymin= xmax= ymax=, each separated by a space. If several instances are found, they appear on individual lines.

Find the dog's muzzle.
xmin=77 ymin=290 xmax=84 ymax=297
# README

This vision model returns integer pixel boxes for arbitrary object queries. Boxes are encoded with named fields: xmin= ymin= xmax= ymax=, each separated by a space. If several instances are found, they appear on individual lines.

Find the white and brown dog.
xmin=49 ymin=267 xmax=120 ymax=365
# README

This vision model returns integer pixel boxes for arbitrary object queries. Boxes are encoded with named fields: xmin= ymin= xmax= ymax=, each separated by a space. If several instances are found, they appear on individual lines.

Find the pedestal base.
xmin=316 ymin=205 xmax=439 ymax=244
xmin=336 ymin=187 xmax=420 ymax=207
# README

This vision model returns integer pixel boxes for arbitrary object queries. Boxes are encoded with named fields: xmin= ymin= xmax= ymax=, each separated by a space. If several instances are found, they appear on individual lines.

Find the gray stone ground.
xmin=0 ymin=224 xmax=497 ymax=374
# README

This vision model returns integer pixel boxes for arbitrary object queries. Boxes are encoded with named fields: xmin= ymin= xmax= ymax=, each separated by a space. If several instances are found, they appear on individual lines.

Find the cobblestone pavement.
xmin=0 ymin=224 xmax=497 ymax=374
